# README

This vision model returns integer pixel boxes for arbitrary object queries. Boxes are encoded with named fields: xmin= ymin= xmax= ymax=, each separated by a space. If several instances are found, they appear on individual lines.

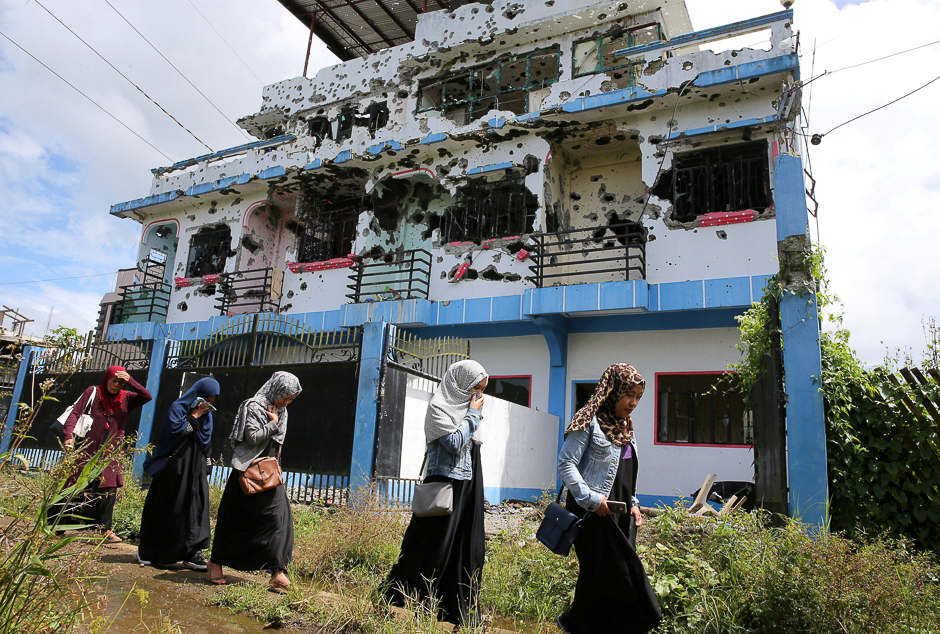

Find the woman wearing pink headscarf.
xmin=58 ymin=365 xmax=152 ymax=542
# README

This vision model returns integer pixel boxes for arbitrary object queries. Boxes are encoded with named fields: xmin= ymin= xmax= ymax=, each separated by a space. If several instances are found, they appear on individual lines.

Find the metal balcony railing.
xmin=118 ymin=282 xmax=171 ymax=324
xmin=214 ymin=267 xmax=284 ymax=316
xmin=526 ymin=222 xmax=647 ymax=288
xmin=346 ymin=249 xmax=431 ymax=303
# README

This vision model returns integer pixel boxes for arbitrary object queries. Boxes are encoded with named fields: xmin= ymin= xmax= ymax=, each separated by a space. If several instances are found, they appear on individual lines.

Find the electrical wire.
xmin=0 ymin=272 xmax=119 ymax=286
xmin=101 ymin=0 xmax=253 ymax=142
xmin=31 ymin=0 xmax=214 ymax=153
xmin=827 ymin=38 xmax=940 ymax=75
xmin=0 ymin=29 xmax=172 ymax=161
xmin=820 ymin=73 xmax=940 ymax=138
xmin=185 ymin=0 xmax=264 ymax=86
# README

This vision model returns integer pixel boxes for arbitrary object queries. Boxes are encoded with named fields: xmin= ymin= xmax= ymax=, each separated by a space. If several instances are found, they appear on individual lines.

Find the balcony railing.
xmin=526 ymin=222 xmax=647 ymax=288
xmin=214 ymin=267 xmax=284 ymax=316
xmin=118 ymin=282 xmax=171 ymax=324
xmin=346 ymin=249 xmax=432 ymax=304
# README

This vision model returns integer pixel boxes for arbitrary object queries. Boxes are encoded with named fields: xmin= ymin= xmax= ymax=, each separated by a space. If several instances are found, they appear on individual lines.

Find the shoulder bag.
xmin=536 ymin=488 xmax=582 ymax=556
xmin=238 ymin=442 xmax=283 ymax=495
xmin=51 ymin=387 xmax=98 ymax=440
xmin=412 ymin=452 xmax=453 ymax=517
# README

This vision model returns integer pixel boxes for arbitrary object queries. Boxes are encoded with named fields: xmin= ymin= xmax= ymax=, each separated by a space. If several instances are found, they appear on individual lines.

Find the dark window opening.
xmin=263 ymin=126 xmax=284 ymax=140
xmin=441 ymin=176 xmax=538 ymax=243
xmin=336 ymin=107 xmax=356 ymax=142
xmin=573 ymin=22 xmax=663 ymax=82
xmin=484 ymin=376 xmax=531 ymax=408
xmin=186 ymin=225 xmax=232 ymax=278
xmin=656 ymin=373 xmax=751 ymax=446
xmin=573 ymin=382 xmax=598 ymax=414
xmin=296 ymin=199 xmax=362 ymax=262
xmin=671 ymin=141 xmax=771 ymax=222
xmin=308 ymin=117 xmax=332 ymax=147
xmin=417 ymin=47 xmax=560 ymax=125
xmin=366 ymin=102 xmax=389 ymax=137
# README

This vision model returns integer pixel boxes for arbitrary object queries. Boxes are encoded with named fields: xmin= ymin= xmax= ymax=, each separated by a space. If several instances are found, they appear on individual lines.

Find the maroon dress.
xmin=58 ymin=375 xmax=152 ymax=528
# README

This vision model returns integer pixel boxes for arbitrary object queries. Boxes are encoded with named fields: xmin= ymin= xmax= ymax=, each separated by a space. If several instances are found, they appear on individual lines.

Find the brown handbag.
xmin=238 ymin=454 xmax=283 ymax=495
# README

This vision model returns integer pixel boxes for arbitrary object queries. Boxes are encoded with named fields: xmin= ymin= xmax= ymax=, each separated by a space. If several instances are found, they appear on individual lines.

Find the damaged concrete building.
xmin=97 ymin=0 xmax=826 ymax=520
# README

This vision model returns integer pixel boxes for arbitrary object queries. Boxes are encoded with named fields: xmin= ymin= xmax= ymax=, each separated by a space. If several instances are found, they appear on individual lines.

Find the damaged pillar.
xmin=531 ymin=315 xmax=568 ymax=469
xmin=132 ymin=336 xmax=169 ymax=479
xmin=0 ymin=346 xmax=35 ymax=455
xmin=349 ymin=320 xmax=389 ymax=500
xmin=773 ymin=152 xmax=828 ymax=527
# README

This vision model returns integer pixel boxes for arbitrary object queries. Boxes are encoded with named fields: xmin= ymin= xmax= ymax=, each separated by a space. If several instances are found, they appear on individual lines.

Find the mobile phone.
xmin=193 ymin=397 xmax=217 ymax=412
xmin=606 ymin=500 xmax=628 ymax=514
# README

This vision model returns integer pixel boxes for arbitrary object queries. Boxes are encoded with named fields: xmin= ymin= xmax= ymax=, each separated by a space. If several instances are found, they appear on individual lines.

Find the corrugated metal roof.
xmin=277 ymin=0 xmax=475 ymax=61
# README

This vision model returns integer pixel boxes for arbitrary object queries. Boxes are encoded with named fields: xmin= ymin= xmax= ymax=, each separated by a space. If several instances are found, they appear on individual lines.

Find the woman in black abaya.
xmin=207 ymin=371 xmax=302 ymax=592
xmin=137 ymin=377 xmax=220 ymax=569
xmin=555 ymin=364 xmax=661 ymax=634
xmin=383 ymin=360 xmax=489 ymax=626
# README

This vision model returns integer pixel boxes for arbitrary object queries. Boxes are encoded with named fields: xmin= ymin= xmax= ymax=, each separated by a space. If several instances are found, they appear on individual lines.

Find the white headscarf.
xmin=229 ymin=371 xmax=302 ymax=446
xmin=425 ymin=360 xmax=488 ymax=445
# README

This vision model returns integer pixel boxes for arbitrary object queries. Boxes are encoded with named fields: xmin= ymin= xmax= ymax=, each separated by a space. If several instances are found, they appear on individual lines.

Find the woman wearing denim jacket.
xmin=556 ymin=364 xmax=661 ymax=634
xmin=384 ymin=360 xmax=489 ymax=626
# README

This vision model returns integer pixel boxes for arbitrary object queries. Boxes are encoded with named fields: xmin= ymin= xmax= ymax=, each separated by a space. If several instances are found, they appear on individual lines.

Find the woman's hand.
xmin=632 ymin=505 xmax=643 ymax=528
xmin=595 ymin=496 xmax=613 ymax=517
xmin=469 ymin=393 xmax=485 ymax=411
xmin=64 ymin=438 xmax=74 ymax=449
xmin=266 ymin=404 xmax=279 ymax=424
xmin=114 ymin=370 xmax=131 ymax=382
xmin=191 ymin=402 xmax=211 ymax=419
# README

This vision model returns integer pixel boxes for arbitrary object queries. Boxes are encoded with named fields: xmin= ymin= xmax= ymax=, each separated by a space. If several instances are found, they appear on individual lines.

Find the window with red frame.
xmin=483 ymin=376 xmax=531 ymax=408
xmin=656 ymin=373 xmax=751 ymax=446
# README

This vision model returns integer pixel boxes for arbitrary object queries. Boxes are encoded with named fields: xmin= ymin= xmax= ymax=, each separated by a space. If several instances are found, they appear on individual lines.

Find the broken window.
xmin=483 ymin=376 xmax=531 ymax=408
xmin=366 ymin=102 xmax=389 ymax=136
xmin=417 ymin=47 xmax=560 ymax=125
xmin=185 ymin=225 xmax=232 ymax=278
xmin=573 ymin=22 xmax=663 ymax=85
xmin=336 ymin=107 xmax=356 ymax=142
xmin=656 ymin=373 xmax=751 ymax=446
xmin=669 ymin=141 xmax=771 ymax=222
xmin=441 ymin=175 xmax=538 ymax=243
xmin=308 ymin=117 xmax=332 ymax=147
xmin=295 ymin=198 xmax=361 ymax=262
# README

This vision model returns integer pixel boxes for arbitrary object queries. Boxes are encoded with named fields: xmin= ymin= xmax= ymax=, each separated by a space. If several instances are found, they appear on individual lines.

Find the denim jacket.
xmin=557 ymin=417 xmax=640 ymax=512
xmin=426 ymin=408 xmax=482 ymax=481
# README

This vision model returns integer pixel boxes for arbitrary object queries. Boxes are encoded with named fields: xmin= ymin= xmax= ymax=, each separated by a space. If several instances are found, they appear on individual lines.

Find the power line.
xmin=0 ymin=272 xmax=118 ymax=286
xmin=31 ymin=0 xmax=214 ymax=153
xmin=0 ymin=29 xmax=172 ymax=161
xmin=186 ymin=0 xmax=264 ymax=86
xmin=101 ymin=0 xmax=253 ymax=142
xmin=828 ymin=38 xmax=940 ymax=75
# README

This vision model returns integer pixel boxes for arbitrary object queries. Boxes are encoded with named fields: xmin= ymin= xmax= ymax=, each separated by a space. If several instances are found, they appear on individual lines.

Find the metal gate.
xmin=751 ymin=297 xmax=788 ymax=515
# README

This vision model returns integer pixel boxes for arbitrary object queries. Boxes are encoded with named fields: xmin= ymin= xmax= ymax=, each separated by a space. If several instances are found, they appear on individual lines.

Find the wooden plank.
xmin=718 ymin=494 xmax=739 ymax=517
xmin=883 ymin=372 xmax=925 ymax=421
xmin=688 ymin=473 xmax=717 ymax=514
xmin=907 ymin=367 xmax=940 ymax=427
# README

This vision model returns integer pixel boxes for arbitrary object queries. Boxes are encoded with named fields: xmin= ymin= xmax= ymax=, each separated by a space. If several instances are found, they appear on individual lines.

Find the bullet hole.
xmin=596 ymin=136 xmax=611 ymax=145
xmin=287 ymin=290 xmax=295 ymax=299
xmin=178 ymin=302 xmax=188 ymax=312
xmin=570 ymin=193 xmax=581 ymax=201
xmin=716 ymin=231 xmax=728 ymax=240
xmin=208 ymin=201 xmax=218 ymax=214
xmin=651 ymin=167 xmax=674 ymax=200
xmin=603 ymin=194 xmax=616 ymax=203
xmin=590 ymin=175 xmax=603 ymax=182
xmin=299 ymin=282 xmax=308 ymax=291
xmin=241 ymin=235 xmax=262 ymax=253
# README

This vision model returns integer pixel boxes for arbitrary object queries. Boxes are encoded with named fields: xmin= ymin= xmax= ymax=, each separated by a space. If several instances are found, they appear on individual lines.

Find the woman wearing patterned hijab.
xmin=555 ymin=364 xmax=661 ymax=634
xmin=384 ymin=360 xmax=489 ymax=626
xmin=207 ymin=371 xmax=301 ymax=591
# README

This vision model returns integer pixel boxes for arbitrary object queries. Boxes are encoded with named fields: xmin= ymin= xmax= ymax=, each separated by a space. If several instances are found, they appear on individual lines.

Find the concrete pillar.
xmin=349 ymin=320 xmax=389 ymax=499
xmin=132 ymin=338 xmax=169 ymax=479
xmin=774 ymin=152 xmax=828 ymax=526
xmin=531 ymin=315 xmax=568 ymax=468
xmin=1 ymin=346 xmax=35 ymax=455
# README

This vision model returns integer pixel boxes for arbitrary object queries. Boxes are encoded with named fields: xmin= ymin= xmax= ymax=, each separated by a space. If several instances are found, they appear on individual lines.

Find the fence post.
xmin=1 ymin=347 xmax=35 ymax=455
xmin=349 ymin=320 xmax=389 ymax=502
xmin=132 ymin=337 xmax=169 ymax=479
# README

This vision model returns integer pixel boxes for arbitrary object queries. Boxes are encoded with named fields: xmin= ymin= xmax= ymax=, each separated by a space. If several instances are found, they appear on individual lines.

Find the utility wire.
xmin=0 ymin=272 xmax=119 ymax=286
xmin=828 ymin=38 xmax=940 ymax=75
xmin=31 ymin=0 xmax=214 ymax=153
xmin=185 ymin=0 xmax=264 ymax=86
xmin=102 ymin=0 xmax=252 ymax=142
xmin=821 ymin=73 xmax=940 ymax=138
xmin=0 ymin=29 xmax=172 ymax=161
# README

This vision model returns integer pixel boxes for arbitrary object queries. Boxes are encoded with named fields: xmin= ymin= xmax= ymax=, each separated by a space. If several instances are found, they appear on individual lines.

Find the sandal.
xmin=268 ymin=572 xmax=290 ymax=594
xmin=101 ymin=530 xmax=122 ymax=544
xmin=207 ymin=562 xmax=227 ymax=585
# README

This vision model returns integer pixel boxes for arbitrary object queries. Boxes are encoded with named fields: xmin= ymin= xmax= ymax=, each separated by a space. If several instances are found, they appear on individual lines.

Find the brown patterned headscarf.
xmin=565 ymin=364 xmax=645 ymax=447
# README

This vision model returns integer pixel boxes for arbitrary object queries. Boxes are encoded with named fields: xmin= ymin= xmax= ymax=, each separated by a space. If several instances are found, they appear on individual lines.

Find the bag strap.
xmin=83 ymin=387 xmax=97 ymax=415
xmin=419 ymin=451 xmax=429 ymax=481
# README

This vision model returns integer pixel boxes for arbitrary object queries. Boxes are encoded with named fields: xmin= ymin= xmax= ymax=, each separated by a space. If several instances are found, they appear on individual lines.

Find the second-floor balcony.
xmin=214 ymin=267 xmax=284 ymax=316
xmin=118 ymin=282 xmax=171 ymax=324
xmin=347 ymin=249 xmax=432 ymax=304
xmin=526 ymin=221 xmax=647 ymax=288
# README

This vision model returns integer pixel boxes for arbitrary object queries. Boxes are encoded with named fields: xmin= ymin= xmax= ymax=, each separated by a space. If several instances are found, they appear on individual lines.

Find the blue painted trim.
xmin=612 ymin=10 xmax=793 ymax=58
xmin=774 ymin=153 xmax=808 ymax=239
xmin=367 ymin=140 xmax=405 ymax=154
xmin=487 ymin=117 xmax=506 ymax=129
xmin=334 ymin=150 xmax=352 ymax=164
xmin=110 ymin=191 xmax=181 ymax=215
xmin=483 ymin=486 xmax=546 ymax=505
xmin=567 ymin=307 xmax=743 ymax=333
xmin=439 ymin=300 xmax=465 ymax=325
xmin=132 ymin=338 xmax=168 ymax=479
xmin=151 ymin=134 xmax=296 ymax=176
xmin=420 ymin=133 xmax=447 ymax=145
xmin=305 ymin=158 xmax=322 ymax=170
xmin=660 ymin=280 xmax=704 ymax=311
xmin=704 ymin=277 xmax=752 ymax=308
xmin=1 ymin=347 xmax=34 ymax=454
xmin=259 ymin=166 xmax=287 ymax=180
xmin=468 ymin=162 xmax=513 ymax=175
xmin=401 ymin=321 xmax=542 ymax=340
xmin=491 ymin=294 xmax=522 ymax=322
xmin=350 ymin=321 xmax=388 ymax=497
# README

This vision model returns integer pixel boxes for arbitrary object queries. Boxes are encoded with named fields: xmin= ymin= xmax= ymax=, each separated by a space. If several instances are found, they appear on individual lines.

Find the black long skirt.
xmin=384 ymin=443 xmax=485 ymax=625
xmin=563 ymin=499 xmax=662 ymax=633
xmin=210 ymin=469 xmax=294 ymax=572
xmin=138 ymin=438 xmax=210 ymax=565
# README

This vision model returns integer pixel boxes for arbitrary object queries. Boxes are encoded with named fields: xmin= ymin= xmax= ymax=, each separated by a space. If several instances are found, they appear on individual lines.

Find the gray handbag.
xmin=411 ymin=453 xmax=453 ymax=517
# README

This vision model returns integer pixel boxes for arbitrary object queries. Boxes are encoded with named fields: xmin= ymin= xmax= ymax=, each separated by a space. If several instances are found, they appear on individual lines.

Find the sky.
xmin=0 ymin=0 xmax=938 ymax=366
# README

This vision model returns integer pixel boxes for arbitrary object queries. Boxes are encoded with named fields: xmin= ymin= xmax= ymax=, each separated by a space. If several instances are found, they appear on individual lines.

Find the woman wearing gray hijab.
xmin=207 ymin=371 xmax=301 ymax=591
xmin=384 ymin=360 xmax=489 ymax=626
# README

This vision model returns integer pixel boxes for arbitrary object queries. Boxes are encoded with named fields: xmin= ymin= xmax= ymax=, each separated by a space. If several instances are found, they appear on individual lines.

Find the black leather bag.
xmin=536 ymin=489 xmax=582 ymax=556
